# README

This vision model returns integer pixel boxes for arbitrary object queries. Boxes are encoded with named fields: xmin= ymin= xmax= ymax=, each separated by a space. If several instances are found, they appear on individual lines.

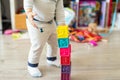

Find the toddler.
xmin=24 ymin=0 xmax=65 ymax=77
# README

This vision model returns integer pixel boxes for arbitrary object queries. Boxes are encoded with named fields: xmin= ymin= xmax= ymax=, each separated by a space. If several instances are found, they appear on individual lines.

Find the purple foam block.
xmin=61 ymin=65 xmax=71 ymax=73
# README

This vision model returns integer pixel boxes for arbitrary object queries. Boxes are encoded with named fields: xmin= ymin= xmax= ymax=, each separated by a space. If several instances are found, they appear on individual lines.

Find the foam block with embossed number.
xmin=57 ymin=25 xmax=69 ymax=38
xmin=60 ymin=44 xmax=71 ymax=56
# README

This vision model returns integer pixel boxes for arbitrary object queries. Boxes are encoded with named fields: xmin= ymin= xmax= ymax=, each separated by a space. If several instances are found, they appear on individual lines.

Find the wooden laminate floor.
xmin=0 ymin=31 xmax=120 ymax=80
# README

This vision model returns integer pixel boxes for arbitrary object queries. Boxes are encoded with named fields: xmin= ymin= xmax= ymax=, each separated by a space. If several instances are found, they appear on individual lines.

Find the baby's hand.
xmin=26 ymin=11 xmax=38 ymax=29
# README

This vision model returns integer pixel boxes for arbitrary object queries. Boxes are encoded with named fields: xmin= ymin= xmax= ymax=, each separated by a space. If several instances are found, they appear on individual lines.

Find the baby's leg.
xmin=46 ymin=21 xmax=60 ymax=67
xmin=26 ymin=19 xmax=51 ymax=77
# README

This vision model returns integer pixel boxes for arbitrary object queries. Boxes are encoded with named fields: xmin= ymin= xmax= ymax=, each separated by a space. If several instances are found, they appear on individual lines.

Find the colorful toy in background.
xmin=64 ymin=8 xmax=75 ymax=26
xmin=4 ymin=29 xmax=23 ymax=40
xmin=57 ymin=25 xmax=71 ymax=80
xmin=69 ymin=23 xmax=102 ymax=46
xmin=89 ymin=40 xmax=98 ymax=46
xmin=4 ymin=29 xmax=20 ymax=35
xmin=4 ymin=29 xmax=29 ymax=40
xmin=88 ymin=23 xmax=98 ymax=35
xmin=12 ymin=33 xmax=22 ymax=40
xmin=78 ymin=1 xmax=97 ymax=27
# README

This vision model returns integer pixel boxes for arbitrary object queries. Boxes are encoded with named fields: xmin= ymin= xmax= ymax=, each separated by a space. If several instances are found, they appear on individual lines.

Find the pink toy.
xmin=4 ymin=29 xmax=20 ymax=35
xmin=4 ymin=29 xmax=13 ymax=35
xmin=89 ymin=40 xmax=98 ymax=46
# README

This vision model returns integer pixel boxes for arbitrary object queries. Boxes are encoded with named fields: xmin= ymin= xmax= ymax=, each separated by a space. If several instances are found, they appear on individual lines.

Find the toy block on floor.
xmin=61 ymin=65 xmax=71 ymax=73
xmin=61 ymin=73 xmax=70 ymax=80
xmin=58 ymin=38 xmax=69 ymax=48
xmin=57 ymin=25 xmax=69 ymax=38
xmin=61 ymin=56 xmax=71 ymax=65
xmin=60 ymin=44 xmax=71 ymax=56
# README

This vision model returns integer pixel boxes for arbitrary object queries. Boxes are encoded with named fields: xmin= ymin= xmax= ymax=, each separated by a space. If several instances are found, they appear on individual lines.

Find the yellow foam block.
xmin=57 ymin=25 xmax=69 ymax=38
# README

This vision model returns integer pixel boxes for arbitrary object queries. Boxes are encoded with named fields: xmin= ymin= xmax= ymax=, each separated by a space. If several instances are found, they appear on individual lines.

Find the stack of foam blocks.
xmin=57 ymin=25 xmax=71 ymax=80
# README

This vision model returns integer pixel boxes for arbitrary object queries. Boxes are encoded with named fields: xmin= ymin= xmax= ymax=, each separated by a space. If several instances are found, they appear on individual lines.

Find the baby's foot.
xmin=28 ymin=66 xmax=42 ymax=78
xmin=47 ymin=60 xmax=60 ymax=68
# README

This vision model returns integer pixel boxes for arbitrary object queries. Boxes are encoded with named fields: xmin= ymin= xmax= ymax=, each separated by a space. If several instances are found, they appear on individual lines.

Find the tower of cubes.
xmin=57 ymin=25 xmax=71 ymax=80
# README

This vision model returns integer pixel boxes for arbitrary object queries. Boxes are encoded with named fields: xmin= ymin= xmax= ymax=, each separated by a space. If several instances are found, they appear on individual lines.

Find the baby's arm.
xmin=24 ymin=0 xmax=37 ymax=28
xmin=55 ymin=0 xmax=66 ymax=26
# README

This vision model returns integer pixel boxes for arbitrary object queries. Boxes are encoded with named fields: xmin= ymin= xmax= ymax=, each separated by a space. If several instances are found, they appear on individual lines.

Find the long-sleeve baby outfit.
xmin=24 ymin=0 xmax=65 ymax=66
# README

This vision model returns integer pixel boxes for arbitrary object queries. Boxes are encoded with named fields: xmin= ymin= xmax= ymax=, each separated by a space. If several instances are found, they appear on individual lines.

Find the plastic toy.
xmin=77 ymin=35 xmax=84 ymax=41
xmin=69 ymin=25 xmax=102 ymax=46
xmin=12 ymin=33 xmax=22 ymax=40
xmin=83 ymin=30 xmax=93 ymax=38
xmin=88 ymin=23 xmax=98 ymax=35
xmin=69 ymin=35 xmax=80 ymax=43
xmin=89 ymin=40 xmax=98 ymax=46
xmin=4 ymin=29 xmax=13 ymax=35
xmin=4 ymin=29 xmax=20 ymax=35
